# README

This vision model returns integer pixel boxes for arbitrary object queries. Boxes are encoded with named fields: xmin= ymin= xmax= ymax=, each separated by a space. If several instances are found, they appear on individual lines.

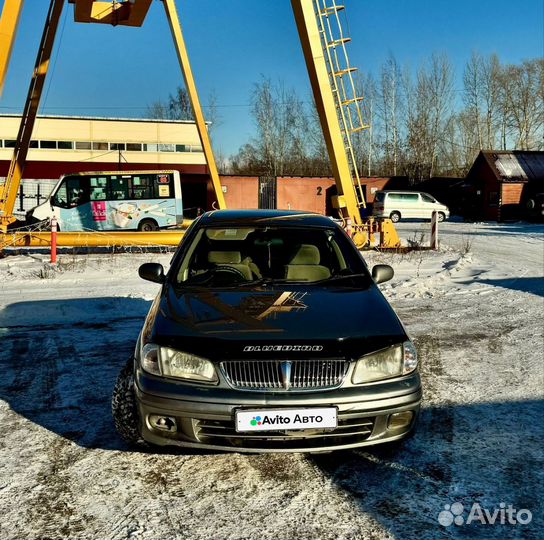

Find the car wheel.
xmin=390 ymin=211 xmax=401 ymax=223
xmin=138 ymin=219 xmax=159 ymax=232
xmin=111 ymin=359 xmax=146 ymax=446
xmin=437 ymin=212 xmax=446 ymax=222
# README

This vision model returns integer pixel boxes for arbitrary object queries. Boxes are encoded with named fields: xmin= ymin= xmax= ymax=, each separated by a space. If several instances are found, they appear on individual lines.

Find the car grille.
xmin=194 ymin=415 xmax=375 ymax=450
xmin=220 ymin=359 xmax=350 ymax=391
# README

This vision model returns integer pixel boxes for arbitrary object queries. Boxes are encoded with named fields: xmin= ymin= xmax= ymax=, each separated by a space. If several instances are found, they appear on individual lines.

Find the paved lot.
xmin=0 ymin=221 xmax=542 ymax=539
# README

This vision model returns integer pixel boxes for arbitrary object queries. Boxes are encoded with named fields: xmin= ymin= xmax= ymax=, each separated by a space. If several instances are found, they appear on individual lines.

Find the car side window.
xmin=421 ymin=193 xmax=435 ymax=203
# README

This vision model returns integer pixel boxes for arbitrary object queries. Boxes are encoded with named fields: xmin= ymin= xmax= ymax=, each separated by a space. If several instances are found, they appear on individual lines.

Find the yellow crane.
xmin=0 ymin=0 xmax=400 ymax=248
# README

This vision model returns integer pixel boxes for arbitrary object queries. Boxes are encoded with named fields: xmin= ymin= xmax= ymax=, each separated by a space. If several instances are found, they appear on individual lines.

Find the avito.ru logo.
xmin=438 ymin=502 xmax=532 ymax=526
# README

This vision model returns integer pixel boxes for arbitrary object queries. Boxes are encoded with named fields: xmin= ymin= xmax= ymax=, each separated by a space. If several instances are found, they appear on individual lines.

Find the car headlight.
xmin=140 ymin=343 xmax=218 ymax=383
xmin=141 ymin=343 xmax=160 ymax=375
xmin=160 ymin=347 xmax=218 ymax=383
xmin=352 ymin=341 xmax=418 ymax=384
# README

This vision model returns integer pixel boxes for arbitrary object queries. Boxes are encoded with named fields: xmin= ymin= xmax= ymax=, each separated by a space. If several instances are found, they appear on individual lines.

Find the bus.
xmin=26 ymin=170 xmax=183 ymax=231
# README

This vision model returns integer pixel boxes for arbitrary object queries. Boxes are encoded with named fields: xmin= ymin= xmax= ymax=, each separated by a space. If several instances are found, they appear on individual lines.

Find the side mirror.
xmin=139 ymin=263 xmax=165 ymax=284
xmin=372 ymin=264 xmax=394 ymax=284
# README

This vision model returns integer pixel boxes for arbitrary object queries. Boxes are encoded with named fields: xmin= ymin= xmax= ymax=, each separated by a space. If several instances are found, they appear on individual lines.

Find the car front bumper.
xmin=134 ymin=367 xmax=422 ymax=453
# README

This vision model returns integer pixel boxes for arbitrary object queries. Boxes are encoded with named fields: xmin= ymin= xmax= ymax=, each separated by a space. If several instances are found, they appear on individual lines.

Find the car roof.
xmin=197 ymin=209 xmax=338 ymax=228
xmin=378 ymin=190 xmax=421 ymax=194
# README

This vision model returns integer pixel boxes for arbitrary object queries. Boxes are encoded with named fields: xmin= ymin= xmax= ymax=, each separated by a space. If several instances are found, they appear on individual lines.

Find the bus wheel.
xmin=138 ymin=219 xmax=159 ymax=232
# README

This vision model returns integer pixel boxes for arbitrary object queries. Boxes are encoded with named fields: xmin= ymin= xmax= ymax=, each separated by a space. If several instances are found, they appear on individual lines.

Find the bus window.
xmin=52 ymin=181 xmax=69 ymax=208
xmin=90 ymin=177 xmax=108 ymax=201
xmin=131 ymin=175 xmax=154 ymax=199
xmin=109 ymin=177 xmax=129 ymax=200
xmin=155 ymin=173 xmax=172 ymax=198
xmin=64 ymin=177 xmax=90 ymax=207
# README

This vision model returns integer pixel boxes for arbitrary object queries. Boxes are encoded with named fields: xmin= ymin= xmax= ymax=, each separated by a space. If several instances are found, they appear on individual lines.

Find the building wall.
xmin=277 ymin=177 xmax=336 ymax=214
xmin=0 ymin=115 xmax=207 ymax=168
xmin=500 ymin=183 xmax=525 ymax=221
xmin=357 ymin=178 xmax=402 ymax=203
xmin=221 ymin=176 xmax=259 ymax=209
xmin=466 ymin=155 xmax=500 ymax=220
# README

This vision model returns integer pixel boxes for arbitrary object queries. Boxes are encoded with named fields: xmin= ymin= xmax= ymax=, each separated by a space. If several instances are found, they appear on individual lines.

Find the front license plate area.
xmin=235 ymin=408 xmax=337 ymax=432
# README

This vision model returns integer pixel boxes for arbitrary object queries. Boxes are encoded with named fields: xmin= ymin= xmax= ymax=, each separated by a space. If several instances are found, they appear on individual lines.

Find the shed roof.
xmin=480 ymin=151 xmax=544 ymax=182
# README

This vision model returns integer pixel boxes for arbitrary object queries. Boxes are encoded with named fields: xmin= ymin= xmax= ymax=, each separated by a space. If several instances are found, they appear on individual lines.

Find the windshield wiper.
xmin=250 ymin=277 xmax=310 ymax=285
xmin=317 ymin=273 xmax=370 ymax=284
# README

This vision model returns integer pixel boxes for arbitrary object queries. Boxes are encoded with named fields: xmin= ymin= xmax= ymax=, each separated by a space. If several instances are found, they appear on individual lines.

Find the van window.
xmin=388 ymin=193 xmax=418 ymax=202
xmin=375 ymin=192 xmax=385 ymax=203
xmin=421 ymin=193 xmax=436 ymax=203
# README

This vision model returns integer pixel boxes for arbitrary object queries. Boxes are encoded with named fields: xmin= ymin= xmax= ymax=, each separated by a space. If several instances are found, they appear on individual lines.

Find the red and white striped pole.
xmin=431 ymin=211 xmax=439 ymax=250
xmin=345 ymin=217 xmax=353 ymax=238
xmin=51 ymin=216 xmax=58 ymax=264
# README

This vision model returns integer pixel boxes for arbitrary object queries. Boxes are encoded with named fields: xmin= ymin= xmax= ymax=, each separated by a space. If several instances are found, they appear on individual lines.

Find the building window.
xmin=4 ymin=140 xmax=16 ymax=148
xmin=143 ymin=143 xmax=158 ymax=152
xmin=75 ymin=141 xmax=92 ymax=150
xmin=110 ymin=143 xmax=126 ymax=151
xmin=40 ymin=140 xmax=57 ymax=149
xmin=158 ymin=143 xmax=175 ymax=152
xmin=191 ymin=145 xmax=203 ymax=152
xmin=29 ymin=140 xmax=39 ymax=148
xmin=92 ymin=142 xmax=108 ymax=151
xmin=58 ymin=141 xmax=74 ymax=150
xmin=126 ymin=143 xmax=142 ymax=151
xmin=175 ymin=144 xmax=188 ymax=152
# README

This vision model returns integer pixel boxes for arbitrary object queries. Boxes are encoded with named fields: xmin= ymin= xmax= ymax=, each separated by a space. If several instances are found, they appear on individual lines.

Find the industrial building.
xmin=0 ymin=114 xmax=210 ymax=215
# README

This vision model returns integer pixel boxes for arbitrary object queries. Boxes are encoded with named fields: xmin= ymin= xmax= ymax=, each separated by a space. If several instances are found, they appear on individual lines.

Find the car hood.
xmin=145 ymin=284 xmax=407 ymax=360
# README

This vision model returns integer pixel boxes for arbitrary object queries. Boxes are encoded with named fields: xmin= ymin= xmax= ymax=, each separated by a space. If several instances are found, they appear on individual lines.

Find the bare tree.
xmin=203 ymin=88 xmax=222 ymax=140
xmin=377 ymin=54 xmax=404 ymax=175
xmin=463 ymin=52 xmax=502 ymax=150
xmin=500 ymin=59 xmax=543 ymax=150
xmin=228 ymin=53 xmax=541 ymax=180
xmin=232 ymin=78 xmax=309 ymax=176
xmin=147 ymin=87 xmax=194 ymax=121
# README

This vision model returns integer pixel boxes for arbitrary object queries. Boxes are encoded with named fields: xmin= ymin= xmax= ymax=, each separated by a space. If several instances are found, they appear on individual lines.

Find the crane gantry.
xmin=0 ymin=0 xmax=400 ymax=248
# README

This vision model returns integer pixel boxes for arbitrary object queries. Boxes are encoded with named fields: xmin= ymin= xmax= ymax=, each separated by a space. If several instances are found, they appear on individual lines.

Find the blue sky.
xmin=1 ymin=0 xmax=543 ymax=155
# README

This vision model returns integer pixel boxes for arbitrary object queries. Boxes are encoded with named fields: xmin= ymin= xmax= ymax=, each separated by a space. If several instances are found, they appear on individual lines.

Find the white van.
xmin=372 ymin=191 xmax=450 ymax=223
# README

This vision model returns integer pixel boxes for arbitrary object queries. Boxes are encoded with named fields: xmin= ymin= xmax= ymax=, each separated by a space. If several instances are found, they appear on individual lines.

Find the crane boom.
xmin=0 ymin=0 xmax=24 ymax=97
xmin=0 ymin=0 xmax=65 ymax=231
xmin=292 ymin=0 xmax=362 ymax=224
xmin=292 ymin=0 xmax=400 ymax=247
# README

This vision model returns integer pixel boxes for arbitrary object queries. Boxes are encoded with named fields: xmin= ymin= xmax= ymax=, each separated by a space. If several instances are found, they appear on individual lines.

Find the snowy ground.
xmin=0 ymin=221 xmax=542 ymax=540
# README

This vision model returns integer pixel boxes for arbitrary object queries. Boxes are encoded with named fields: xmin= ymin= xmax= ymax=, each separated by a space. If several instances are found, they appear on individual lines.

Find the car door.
xmin=420 ymin=193 xmax=437 ymax=219
xmin=402 ymin=193 xmax=420 ymax=218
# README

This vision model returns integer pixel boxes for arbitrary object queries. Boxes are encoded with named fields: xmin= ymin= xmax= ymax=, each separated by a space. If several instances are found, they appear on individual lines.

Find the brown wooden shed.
xmin=465 ymin=151 xmax=544 ymax=221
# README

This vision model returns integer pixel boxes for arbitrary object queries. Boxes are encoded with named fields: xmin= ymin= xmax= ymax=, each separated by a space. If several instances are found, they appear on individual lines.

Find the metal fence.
xmin=0 ymin=178 xmax=57 ymax=218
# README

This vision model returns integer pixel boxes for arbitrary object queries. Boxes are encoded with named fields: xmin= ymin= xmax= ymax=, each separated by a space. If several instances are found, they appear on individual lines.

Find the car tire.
xmin=437 ymin=212 xmax=446 ymax=222
xmin=138 ymin=219 xmax=159 ymax=232
xmin=390 ymin=211 xmax=401 ymax=223
xmin=112 ymin=359 xmax=146 ymax=446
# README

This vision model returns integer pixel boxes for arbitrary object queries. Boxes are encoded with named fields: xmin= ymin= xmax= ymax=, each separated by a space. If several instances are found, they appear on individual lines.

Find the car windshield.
xmin=174 ymin=226 xmax=368 ymax=287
